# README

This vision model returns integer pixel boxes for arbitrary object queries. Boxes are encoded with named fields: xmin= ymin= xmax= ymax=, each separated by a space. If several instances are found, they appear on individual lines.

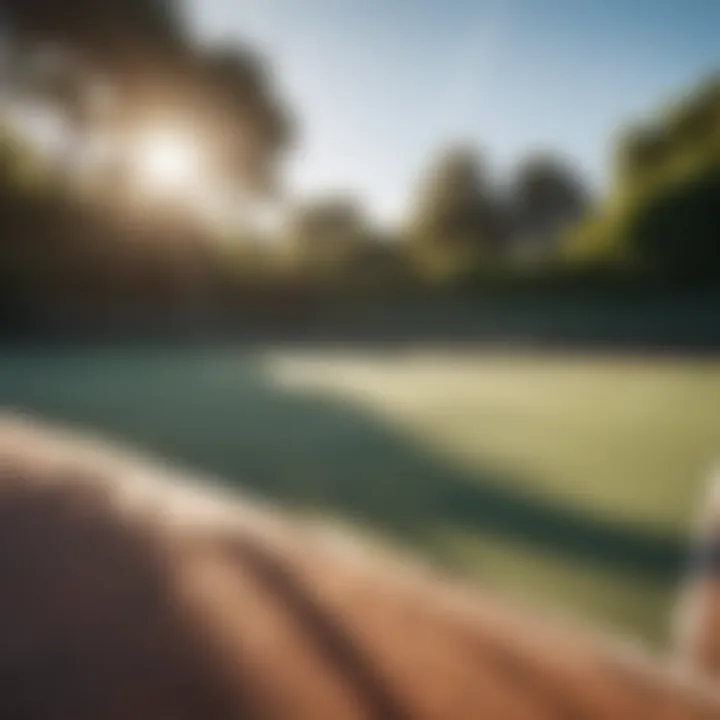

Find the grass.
xmin=0 ymin=346 xmax=718 ymax=644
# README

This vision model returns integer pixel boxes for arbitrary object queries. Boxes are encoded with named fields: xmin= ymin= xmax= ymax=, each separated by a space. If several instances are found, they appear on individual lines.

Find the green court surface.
xmin=1 ymin=348 xmax=718 ymax=644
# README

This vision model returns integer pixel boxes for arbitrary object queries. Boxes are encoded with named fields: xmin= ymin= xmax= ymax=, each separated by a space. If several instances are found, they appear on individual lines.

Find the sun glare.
xmin=131 ymin=127 xmax=206 ymax=200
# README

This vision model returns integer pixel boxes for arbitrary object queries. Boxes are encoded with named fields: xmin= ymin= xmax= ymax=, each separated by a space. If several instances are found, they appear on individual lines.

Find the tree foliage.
xmin=407 ymin=145 xmax=507 ymax=282
xmin=286 ymin=197 xmax=370 ymax=278
xmin=510 ymin=154 xmax=590 ymax=261
xmin=568 ymin=75 xmax=720 ymax=283
xmin=193 ymin=47 xmax=292 ymax=195
xmin=2 ymin=0 xmax=184 ymax=63
xmin=1 ymin=0 xmax=292 ymax=199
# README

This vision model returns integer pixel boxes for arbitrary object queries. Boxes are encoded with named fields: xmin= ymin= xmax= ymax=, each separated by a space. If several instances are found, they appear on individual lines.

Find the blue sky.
xmin=189 ymin=0 xmax=719 ymax=222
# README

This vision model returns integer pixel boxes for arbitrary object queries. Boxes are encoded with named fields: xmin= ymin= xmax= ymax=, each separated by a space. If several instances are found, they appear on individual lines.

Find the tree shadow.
xmin=0 ymin=347 xmax=685 ymax=584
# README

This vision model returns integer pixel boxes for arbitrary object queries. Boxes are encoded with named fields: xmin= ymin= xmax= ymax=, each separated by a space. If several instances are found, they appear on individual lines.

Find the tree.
xmin=510 ymin=154 xmax=589 ymax=262
xmin=614 ymin=126 xmax=668 ymax=190
xmin=285 ymin=197 xmax=369 ymax=278
xmin=1 ymin=0 xmax=188 ymax=184
xmin=0 ymin=0 xmax=295 ymax=330
xmin=614 ymin=75 xmax=720 ymax=193
xmin=192 ymin=46 xmax=293 ymax=197
xmin=631 ymin=165 xmax=720 ymax=281
xmin=567 ymin=73 xmax=720 ymax=283
xmin=1 ymin=0 xmax=185 ymax=66
xmin=407 ymin=144 xmax=505 ymax=282
xmin=666 ymin=75 xmax=720 ymax=152
xmin=1 ymin=0 xmax=293 ymax=209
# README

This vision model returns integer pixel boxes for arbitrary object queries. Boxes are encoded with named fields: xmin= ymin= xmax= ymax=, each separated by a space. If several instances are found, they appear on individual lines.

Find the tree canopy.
xmin=1 ymin=0 xmax=293 ymax=200
xmin=511 ymin=154 xmax=589 ymax=259
xmin=2 ymin=0 xmax=185 ymax=62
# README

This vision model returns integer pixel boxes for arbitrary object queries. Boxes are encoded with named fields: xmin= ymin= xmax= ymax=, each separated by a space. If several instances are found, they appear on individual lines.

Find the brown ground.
xmin=0 ymin=414 xmax=718 ymax=719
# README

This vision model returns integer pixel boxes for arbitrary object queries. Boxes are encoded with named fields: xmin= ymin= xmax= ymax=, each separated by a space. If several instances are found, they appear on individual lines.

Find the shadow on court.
xmin=0 ymin=348 xmax=687 ymax=586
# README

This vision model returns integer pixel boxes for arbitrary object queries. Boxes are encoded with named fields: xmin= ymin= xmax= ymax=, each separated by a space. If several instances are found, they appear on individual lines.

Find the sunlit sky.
xmin=190 ymin=0 xmax=719 ymax=222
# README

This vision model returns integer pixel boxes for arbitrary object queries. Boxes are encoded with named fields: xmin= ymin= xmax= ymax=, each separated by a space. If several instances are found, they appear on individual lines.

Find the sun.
xmin=130 ymin=126 xmax=207 ymax=200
